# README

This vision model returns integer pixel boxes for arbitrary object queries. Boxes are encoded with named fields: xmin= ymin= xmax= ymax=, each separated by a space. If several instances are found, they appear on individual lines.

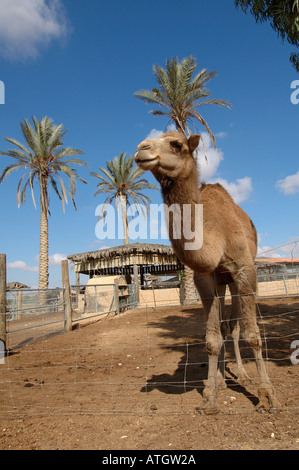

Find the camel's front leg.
xmin=202 ymin=311 xmax=224 ymax=414
xmin=203 ymin=351 xmax=222 ymax=414
xmin=232 ymin=264 xmax=280 ymax=411
xmin=194 ymin=273 xmax=224 ymax=414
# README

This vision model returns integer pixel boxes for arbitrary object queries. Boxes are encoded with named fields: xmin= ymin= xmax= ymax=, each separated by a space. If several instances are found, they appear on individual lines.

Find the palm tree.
xmin=135 ymin=56 xmax=231 ymax=303
xmin=134 ymin=55 xmax=231 ymax=159
xmin=91 ymin=152 xmax=158 ymax=245
xmin=0 ymin=116 xmax=88 ymax=290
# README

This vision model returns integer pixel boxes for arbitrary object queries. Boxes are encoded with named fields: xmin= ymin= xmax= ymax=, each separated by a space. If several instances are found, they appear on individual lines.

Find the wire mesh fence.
xmin=5 ymin=282 xmax=138 ymax=349
xmin=1 ymin=272 xmax=299 ymax=422
xmin=257 ymin=272 xmax=299 ymax=298
xmin=6 ymin=288 xmax=64 ymax=320
xmin=1 ymin=298 xmax=299 ymax=417
xmin=6 ymin=288 xmax=65 ymax=349
xmin=70 ymin=282 xmax=138 ymax=319
xmin=4 ymin=273 xmax=299 ymax=351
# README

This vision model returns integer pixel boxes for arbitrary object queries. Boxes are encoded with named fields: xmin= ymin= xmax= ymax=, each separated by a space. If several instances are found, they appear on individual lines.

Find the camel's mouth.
xmin=134 ymin=152 xmax=159 ymax=170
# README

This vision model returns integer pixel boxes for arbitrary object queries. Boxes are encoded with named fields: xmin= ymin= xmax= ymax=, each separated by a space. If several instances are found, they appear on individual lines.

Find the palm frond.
xmin=20 ymin=118 xmax=40 ymax=155
xmin=16 ymin=172 xmax=29 ymax=208
xmin=1 ymin=116 xmax=86 ymax=212
xmin=134 ymin=89 xmax=170 ymax=108
xmin=135 ymin=55 xmax=231 ymax=142
xmin=55 ymin=173 xmax=68 ymax=213
xmin=49 ymin=175 xmax=62 ymax=200
xmin=53 ymin=148 xmax=85 ymax=160
xmin=47 ymin=123 xmax=66 ymax=153
xmin=92 ymin=150 xmax=158 ymax=241
xmin=2 ymin=137 xmax=31 ymax=156
xmin=91 ymin=167 xmax=117 ymax=187
xmin=0 ymin=163 xmax=23 ymax=182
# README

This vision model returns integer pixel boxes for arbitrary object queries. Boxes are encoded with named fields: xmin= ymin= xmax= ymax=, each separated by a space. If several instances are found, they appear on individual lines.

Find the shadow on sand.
xmin=140 ymin=298 xmax=299 ymax=407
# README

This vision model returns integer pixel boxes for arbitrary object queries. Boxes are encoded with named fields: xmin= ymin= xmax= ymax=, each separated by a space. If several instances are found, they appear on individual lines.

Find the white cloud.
xmin=211 ymin=176 xmax=253 ymax=204
xmin=257 ymin=237 xmax=299 ymax=259
xmin=145 ymin=129 xmax=163 ymax=140
xmin=7 ymin=261 xmax=38 ymax=272
xmin=257 ymin=246 xmax=282 ymax=258
xmin=145 ymin=124 xmax=176 ymax=140
xmin=34 ymin=253 xmax=67 ymax=265
xmin=279 ymin=240 xmax=299 ymax=258
xmin=197 ymin=132 xmax=253 ymax=204
xmin=49 ymin=253 xmax=67 ymax=266
xmin=276 ymin=171 xmax=299 ymax=195
xmin=0 ymin=0 xmax=71 ymax=61
xmin=197 ymin=132 xmax=224 ymax=181
xmin=215 ymin=131 xmax=227 ymax=139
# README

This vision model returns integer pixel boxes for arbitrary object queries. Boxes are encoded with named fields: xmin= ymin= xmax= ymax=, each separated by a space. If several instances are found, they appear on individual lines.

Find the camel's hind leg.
xmin=216 ymin=282 xmax=251 ymax=388
xmin=230 ymin=262 xmax=280 ymax=411
xmin=228 ymin=282 xmax=252 ymax=385
xmin=215 ymin=283 xmax=227 ymax=390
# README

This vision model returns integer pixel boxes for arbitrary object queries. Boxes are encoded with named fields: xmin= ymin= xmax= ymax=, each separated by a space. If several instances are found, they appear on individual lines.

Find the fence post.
xmin=95 ymin=285 xmax=98 ymax=315
xmin=114 ymin=279 xmax=120 ymax=315
xmin=17 ymin=291 xmax=22 ymax=320
xmin=75 ymin=271 xmax=80 ymax=310
xmin=62 ymin=260 xmax=72 ymax=332
xmin=133 ymin=264 xmax=139 ymax=306
xmin=0 ymin=254 xmax=7 ymax=360
xmin=282 ymin=275 xmax=288 ymax=296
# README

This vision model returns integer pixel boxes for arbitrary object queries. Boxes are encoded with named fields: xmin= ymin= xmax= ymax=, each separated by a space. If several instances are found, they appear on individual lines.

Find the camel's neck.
xmin=158 ymin=167 xmax=202 ymax=265
xmin=159 ymin=168 xmax=200 ymax=207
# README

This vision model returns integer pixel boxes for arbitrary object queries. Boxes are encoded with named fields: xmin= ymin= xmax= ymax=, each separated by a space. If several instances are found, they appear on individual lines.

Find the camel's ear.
xmin=188 ymin=135 xmax=200 ymax=154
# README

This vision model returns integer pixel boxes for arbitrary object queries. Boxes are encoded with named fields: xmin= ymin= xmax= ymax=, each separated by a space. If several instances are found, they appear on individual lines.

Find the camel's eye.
xmin=170 ymin=141 xmax=183 ymax=151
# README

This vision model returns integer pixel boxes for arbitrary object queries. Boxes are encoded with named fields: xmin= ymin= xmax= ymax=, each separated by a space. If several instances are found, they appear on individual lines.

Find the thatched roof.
xmin=68 ymin=245 xmax=299 ymax=274
xmin=68 ymin=242 xmax=175 ymax=263
xmin=255 ymin=258 xmax=299 ymax=270
xmin=67 ymin=243 xmax=180 ymax=275
xmin=6 ymin=282 xmax=29 ymax=290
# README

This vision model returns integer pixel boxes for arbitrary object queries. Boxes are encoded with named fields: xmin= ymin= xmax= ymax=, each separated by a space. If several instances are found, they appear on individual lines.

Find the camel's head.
xmin=134 ymin=131 xmax=200 ymax=180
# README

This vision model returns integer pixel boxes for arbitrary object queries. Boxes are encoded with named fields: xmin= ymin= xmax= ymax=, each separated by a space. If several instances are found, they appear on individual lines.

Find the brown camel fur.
xmin=135 ymin=131 xmax=280 ymax=414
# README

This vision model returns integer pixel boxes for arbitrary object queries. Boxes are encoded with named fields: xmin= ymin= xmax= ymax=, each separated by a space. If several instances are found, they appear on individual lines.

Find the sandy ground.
xmin=0 ymin=297 xmax=298 ymax=450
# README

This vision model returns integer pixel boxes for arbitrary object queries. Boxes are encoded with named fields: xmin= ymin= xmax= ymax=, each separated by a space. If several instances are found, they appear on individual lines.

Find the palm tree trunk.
xmin=39 ymin=176 xmax=49 ymax=290
xmin=181 ymin=265 xmax=196 ymax=305
xmin=120 ymin=195 xmax=129 ymax=245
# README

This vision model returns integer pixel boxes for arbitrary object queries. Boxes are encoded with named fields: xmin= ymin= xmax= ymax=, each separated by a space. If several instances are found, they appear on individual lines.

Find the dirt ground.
xmin=0 ymin=297 xmax=298 ymax=451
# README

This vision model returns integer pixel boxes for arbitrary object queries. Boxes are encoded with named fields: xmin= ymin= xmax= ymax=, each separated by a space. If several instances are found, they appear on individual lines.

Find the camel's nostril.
xmin=138 ymin=144 xmax=151 ymax=151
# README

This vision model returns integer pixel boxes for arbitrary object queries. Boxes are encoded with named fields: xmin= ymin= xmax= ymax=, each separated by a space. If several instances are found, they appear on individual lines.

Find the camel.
xmin=135 ymin=131 xmax=280 ymax=414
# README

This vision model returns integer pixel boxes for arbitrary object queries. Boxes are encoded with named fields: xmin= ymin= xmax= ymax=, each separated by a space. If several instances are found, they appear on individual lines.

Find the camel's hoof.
xmin=199 ymin=397 xmax=221 ymax=415
xmin=236 ymin=369 xmax=254 ymax=386
xmin=217 ymin=376 xmax=227 ymax=390
xmin=256 ymin=400 xmax=281 ymax=414
xmin=195 ymin=405 xmax=220 ymax=415
xmin=237 ymin=377 xmax=254 ymax=386
xmin=203 ymin=406 xmax=220 ymax=415
xmin=201 ymin=385 xmax=221 ymax=414
xmin=256 ymin=384 xmax=281 ymax=412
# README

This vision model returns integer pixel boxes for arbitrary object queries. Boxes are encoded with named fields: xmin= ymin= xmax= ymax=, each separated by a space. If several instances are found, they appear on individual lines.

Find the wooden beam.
xmin=0 ymin=254 xmax=7 ymax=359
xmin=133 ymin=264 xmax=139 ymax=305
xmin=62 ymin=260 xmax=72 ymax=332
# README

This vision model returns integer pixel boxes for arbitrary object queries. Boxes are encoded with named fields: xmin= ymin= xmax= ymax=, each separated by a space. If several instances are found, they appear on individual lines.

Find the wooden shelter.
xmin=6 ymin=282 xmax=29 ymax=290
xmin=67 ymin=242 xmax=184 ymax=287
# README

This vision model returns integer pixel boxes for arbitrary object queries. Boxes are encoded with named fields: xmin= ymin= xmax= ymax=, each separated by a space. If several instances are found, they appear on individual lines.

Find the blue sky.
xmin=0 ymin=0 xmax=298 ymax=287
